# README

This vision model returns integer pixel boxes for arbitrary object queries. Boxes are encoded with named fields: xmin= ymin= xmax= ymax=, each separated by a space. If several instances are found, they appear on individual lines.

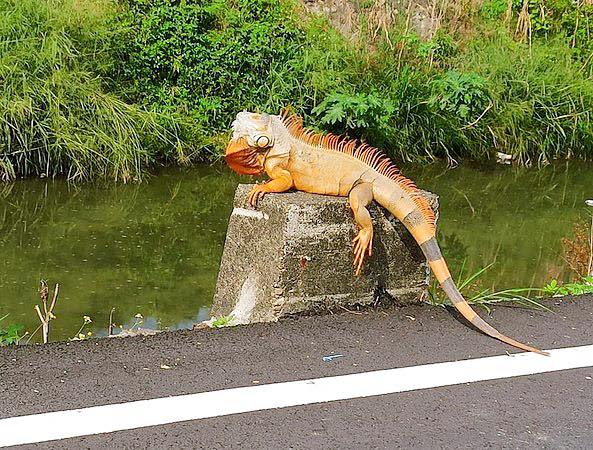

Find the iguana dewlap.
xmin=225 ymin=110 xmax=547 ymax=356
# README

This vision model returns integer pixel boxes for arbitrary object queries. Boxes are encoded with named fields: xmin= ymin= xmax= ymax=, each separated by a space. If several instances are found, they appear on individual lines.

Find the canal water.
xmin=1 ymin=161 xmax=591 ymax=342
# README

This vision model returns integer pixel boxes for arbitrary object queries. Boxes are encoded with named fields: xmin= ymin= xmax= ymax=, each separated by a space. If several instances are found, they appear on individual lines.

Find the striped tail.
xmin=417 ymin=235 xmax=549 ymax=356
xmin=372 ymin=169 xmax=546 ymax=355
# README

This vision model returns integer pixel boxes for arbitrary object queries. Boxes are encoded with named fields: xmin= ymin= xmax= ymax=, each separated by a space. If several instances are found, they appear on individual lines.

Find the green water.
xmin=1 ymin=162 xmax=591 ymax=342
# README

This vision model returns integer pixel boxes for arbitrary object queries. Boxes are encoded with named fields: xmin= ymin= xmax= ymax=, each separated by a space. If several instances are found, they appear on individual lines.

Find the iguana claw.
xmin=352 ymin=228 xmax=373 ymax=275
xmin=248 ymin=184 xmax=267 ymax=207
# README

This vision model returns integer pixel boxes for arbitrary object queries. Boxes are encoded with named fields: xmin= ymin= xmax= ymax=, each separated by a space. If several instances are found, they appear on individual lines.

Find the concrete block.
xmin=211 ymin=184 xmax=438 ymax=324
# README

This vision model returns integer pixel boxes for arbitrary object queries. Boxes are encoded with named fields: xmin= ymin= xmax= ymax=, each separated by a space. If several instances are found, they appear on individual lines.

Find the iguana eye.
xmin=256 ymin=135 xmax=271 ymax=148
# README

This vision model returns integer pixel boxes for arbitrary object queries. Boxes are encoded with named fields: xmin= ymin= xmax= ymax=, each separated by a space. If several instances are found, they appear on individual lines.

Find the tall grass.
xmin=457 ymin=32 xmax=593 ymax=165
xmin=0 ymin=0 xmax=197 ymax=182
xmin=428 ymin=262 xmax=549 ymax=311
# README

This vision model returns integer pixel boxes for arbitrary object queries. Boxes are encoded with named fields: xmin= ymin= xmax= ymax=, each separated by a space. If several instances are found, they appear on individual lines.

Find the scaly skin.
xmin=225 ymin=110 xmax=547 ymax=356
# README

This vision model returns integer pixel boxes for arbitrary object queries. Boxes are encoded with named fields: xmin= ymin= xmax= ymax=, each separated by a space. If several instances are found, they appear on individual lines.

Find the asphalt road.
xmin=1 ymin=295 xmax=592 ymax=449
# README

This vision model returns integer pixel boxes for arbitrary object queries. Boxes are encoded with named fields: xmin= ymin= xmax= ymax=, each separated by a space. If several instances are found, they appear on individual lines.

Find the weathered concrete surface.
xmin=211 ymin=184 xmax=438 ymax=324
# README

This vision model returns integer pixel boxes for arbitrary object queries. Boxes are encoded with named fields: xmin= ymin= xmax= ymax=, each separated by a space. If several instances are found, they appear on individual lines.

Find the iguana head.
xmin=225 ymin=112 xmax=274 ymax=175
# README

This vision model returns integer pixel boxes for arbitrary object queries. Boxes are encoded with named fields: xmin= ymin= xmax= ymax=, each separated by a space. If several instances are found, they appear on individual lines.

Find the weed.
xmin=543 ymin=276 xmax=593 ymax=296
xmin=0 ymin=0 xmax=195 ymax=181
xmin=312 ymin=92 xmax=395 ymax=132
xmin=429 ymin=262 xmax=548 ymax=310
xmin=429 ymin=71 xmax=490 ymax=122
xmin=129 ymin=313 xmax=144 ymax=331
xmin=4 ymin=0 xmax=593 ymax=179
xmin=210 ymin=315 xmax=236 ymax=328
xmin=114 ymin=0 xmax=307 ymax=133
xmin=0 ymin=314 xmax=25 ymax=346
xmin=70 ymin=315 xmax=93 ymax=341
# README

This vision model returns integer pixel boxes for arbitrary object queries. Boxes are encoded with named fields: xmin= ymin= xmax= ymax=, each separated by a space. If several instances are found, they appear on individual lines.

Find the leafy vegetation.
xmin=210 ymin=315 xmax=236 ymax=328
xmin=490 ymin=0 xmax=593 ymax=62
xmin=429 ymin=71 xmax=489 ymax=122
xmin=114 ymin=0 xmax=308 ymax=131
xmin=0 ymin=314 xmax=25 ymax=345
xmin=2 ymin=0 xmax=593 ymax=179
xmin=312 ymin=17 xmax=593 ymax=164
xmin=543 ymin=277 xmax=593 ymax=296
xmin=108 ymin=0 xmax=593 ymax=167
xmin=455 ymin=32 xmax=593 ymax=165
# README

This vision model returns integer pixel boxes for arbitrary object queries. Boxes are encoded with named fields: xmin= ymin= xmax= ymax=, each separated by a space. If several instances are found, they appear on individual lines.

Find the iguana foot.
xmin=353 ymin=228 xmax=373 ymax=275
xmin=248 ymin=184 xmax=267 ymax=207
xmin=247 ymin=171 xmax=294 ymax=207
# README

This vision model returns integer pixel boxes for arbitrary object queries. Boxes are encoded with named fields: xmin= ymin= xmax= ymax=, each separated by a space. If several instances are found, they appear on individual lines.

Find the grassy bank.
xmin=1 ymin=0 xmax=593 ymax=181
xmin=0 ymin=0 xmax=199 ymax=181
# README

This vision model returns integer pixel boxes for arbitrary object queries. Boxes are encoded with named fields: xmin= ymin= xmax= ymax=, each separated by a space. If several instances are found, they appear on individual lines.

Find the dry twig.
xmin=108 ymin=307 xmax=116 ymax=336
xmin=35 ymin=280 xmax=59 ymax=344
xmin=515 ymin=0 xmax=532 ymax=46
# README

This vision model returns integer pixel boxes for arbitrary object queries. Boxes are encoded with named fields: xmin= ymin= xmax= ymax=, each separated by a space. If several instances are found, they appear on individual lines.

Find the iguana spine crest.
xmin=280 ymin=109 xmax=436 ymax=227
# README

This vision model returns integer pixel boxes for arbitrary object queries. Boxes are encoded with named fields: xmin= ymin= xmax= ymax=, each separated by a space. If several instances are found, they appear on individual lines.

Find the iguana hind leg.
xmin=349 ymin=182 xmax=374 ymax=275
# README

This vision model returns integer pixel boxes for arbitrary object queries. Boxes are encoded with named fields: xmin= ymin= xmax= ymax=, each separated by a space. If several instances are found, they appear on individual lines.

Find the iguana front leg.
xmin=248 ymin=167 xmax=293 ymax=207
xmin=349 ymin=182 xmax=374 ymax=275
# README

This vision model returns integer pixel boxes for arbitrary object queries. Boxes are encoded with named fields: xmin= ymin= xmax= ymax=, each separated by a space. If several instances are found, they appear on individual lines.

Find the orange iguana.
xmin=225 ymin=109 xmax=547 ymax=355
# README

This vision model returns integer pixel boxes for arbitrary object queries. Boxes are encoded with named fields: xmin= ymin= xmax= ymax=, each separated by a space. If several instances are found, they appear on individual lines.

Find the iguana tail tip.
xmin=448 ymin=284 xmax=548 ymax=356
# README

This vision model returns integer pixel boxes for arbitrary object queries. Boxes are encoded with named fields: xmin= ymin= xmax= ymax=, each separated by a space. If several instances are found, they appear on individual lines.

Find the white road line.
xmin=2 ymin=344 xmax=593 ymax=447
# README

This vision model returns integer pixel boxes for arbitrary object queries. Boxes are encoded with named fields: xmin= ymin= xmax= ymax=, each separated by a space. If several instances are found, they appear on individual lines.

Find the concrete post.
xmin=210 ymin=184 xmax=438 ymax=324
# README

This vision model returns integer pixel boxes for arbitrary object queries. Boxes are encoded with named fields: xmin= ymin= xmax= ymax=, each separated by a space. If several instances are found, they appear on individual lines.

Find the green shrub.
xmin=312 ymin=26 xmax=593 ymax=164
xmin=4 ymin=0 xmax=593 ymax=180
xmin=312 ymin=92 xmax=395 ymax=132
xmin=429 ymin=71 xmax=490 ymax=121
xmin=114 ymin=0 xmax=308 ymax=132
xmin=0 ymin=0 xmax=194 ymax=181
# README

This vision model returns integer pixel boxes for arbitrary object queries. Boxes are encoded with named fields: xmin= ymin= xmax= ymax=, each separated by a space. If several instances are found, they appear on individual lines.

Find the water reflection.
xmin=407 ymin=161 xmax=592 ymax=290
xmin=0 ymin=161 xmax=591 ymax=342
xmin=0 ymin=165 xmax=241 ymax=341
